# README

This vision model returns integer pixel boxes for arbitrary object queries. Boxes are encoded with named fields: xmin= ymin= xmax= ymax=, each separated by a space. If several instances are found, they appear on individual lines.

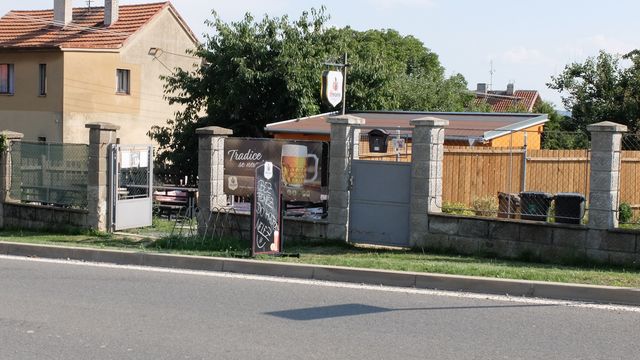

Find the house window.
xmin=39 ymin=64 xmax=47 ymax=96
xmin=116 ymin=69 xmax=130 ymax=94
xmin=0 ymin=64 xmax=15 ymax=94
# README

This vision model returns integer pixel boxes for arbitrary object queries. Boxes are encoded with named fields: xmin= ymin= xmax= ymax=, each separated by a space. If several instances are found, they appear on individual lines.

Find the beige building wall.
xmin=0 ymin=51 xmax=64 ymax=142
xmin=63 ymin=7 xmax=198 ymax=145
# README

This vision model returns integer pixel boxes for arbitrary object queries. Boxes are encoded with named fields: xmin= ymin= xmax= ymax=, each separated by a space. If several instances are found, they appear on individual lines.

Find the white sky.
xmin=3 ymin=0 xmax=640 ymax=110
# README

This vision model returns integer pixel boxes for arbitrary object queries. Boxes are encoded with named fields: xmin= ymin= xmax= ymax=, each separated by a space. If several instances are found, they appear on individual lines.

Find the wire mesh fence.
xmin=439 ymin=128 xmax=590 ymax=224
xmin=619 ymin=133 xmax=640 ymax=227
xmin=9 ymin=141 xmax=89 ymax=208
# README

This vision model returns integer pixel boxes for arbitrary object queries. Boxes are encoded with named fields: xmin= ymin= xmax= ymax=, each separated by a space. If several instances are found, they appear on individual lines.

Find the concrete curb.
xmin=2 ymin=241 xmax=639 ymax=306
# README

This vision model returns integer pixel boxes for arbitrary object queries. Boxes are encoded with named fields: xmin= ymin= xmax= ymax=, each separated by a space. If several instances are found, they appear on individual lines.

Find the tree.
xmin=150 ymin=8 xmax=480 ymax=180
xmin=548 ymin=50 xmax=640 ymax=134
xmin=535 ymin=100 xmax=588 ymax=149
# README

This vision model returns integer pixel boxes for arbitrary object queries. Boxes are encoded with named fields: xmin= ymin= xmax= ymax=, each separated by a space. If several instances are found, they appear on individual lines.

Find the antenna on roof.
xmin=489 ymin=60 xmax=496 ymax=91
xmin=86 ymin=0 xmax=94 ymax=10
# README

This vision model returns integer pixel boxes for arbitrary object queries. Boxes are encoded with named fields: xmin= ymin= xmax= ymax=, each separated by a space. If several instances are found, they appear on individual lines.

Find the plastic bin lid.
xmin=519 ymin=191 xmax=553 ymax=198
xmin=555 ymin=192 xmax=586 ymax=199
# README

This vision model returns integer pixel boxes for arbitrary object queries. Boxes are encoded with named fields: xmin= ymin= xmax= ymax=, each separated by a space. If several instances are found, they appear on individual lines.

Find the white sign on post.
xmin=322 ymin=70 xmax=343 ymax=107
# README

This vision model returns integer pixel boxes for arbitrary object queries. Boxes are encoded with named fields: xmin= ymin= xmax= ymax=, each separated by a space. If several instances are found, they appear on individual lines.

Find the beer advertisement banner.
xmin=224 ymin=138 xmax=327 ymax=202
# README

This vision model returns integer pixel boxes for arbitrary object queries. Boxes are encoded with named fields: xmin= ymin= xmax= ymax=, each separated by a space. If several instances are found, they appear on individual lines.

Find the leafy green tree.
xmin=548 ymin=50 xmax=640 ymax=133
xmin=536 ymin=101 xmax=589 ymax=149
xmin=150 ymin=8 xmax=479 ymax=180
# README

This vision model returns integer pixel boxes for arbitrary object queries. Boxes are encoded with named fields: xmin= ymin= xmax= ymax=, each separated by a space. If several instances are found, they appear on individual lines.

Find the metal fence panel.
xmin=440 ymin=129 xmax=590 ymax=223
xmin=619 ymin=134 xmax=640 ymax=227
xmin=9 ymin=141 xmax=89 ymax=208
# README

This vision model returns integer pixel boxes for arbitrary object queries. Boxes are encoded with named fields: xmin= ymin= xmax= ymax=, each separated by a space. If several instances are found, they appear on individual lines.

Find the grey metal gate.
xmin=349 ymin=160 xmax=411 ymax=247
xmin=109 ymin=144 xmax=153 ymax=231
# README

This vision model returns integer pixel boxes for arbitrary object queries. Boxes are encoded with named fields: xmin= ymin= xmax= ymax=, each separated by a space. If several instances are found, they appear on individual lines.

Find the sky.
xmin=2 ymin=0 xmax=640 ymax=110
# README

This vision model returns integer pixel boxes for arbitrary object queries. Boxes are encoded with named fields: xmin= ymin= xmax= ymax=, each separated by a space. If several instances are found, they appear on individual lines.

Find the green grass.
xmin=1 ymin=229 xmax=639 ymax=288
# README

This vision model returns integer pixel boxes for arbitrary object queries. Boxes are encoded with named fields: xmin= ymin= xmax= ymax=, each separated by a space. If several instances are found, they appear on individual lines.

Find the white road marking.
xmin=2 ymin=254 xmax=639 ymax=313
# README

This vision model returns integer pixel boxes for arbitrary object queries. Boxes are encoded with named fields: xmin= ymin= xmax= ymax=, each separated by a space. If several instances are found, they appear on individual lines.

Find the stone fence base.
xmin=200 ymin=211 xmax=328 ymax=245
xmin=200 ymin=211 xmax=639 ymax=267
xmin=2 ymin=202 xmax=89 ymax=231
xmin=423 ymin=213 xmax=639 ymax=267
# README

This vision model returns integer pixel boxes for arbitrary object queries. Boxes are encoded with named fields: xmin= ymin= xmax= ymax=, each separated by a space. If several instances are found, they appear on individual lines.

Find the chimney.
xmin=506 ymin=83 xmax=515 ymax=96
xmin=53 ymin=0 xmax=72 ymax=26
xmin=105 ymin=0 xmax=119 ymax=27
xmin=476 ymin=83 xmax=487 ymax=94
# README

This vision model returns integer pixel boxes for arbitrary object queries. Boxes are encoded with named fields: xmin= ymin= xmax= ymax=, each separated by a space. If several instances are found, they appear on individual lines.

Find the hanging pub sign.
xmin=224 ymin=138 xmax=327 ymax=202
xmin=321 ymin=70 xmax=344 ymax=107
xmin=252 ymin=162 xmax=283 ymax=256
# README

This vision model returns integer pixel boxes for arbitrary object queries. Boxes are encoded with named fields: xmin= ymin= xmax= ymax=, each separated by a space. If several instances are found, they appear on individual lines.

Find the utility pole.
xmin=489 ymin=60 xmax=495 ymax=91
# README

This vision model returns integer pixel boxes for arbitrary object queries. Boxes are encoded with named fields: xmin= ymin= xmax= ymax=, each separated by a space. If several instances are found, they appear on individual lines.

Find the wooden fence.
xmin=442 ymin=147 xmax=590 ymax=207
xmin=358 ymin=142 xmax=640 ymax=210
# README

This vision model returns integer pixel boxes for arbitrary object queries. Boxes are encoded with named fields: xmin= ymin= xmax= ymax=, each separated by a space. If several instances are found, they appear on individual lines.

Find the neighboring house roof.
xmin=475 ymin=90 xmax=540 ymax=112
xmin=265 ymin=111 xmax=549 ymax=144
xmin=0 ymin=2 xmax=197 ymax=50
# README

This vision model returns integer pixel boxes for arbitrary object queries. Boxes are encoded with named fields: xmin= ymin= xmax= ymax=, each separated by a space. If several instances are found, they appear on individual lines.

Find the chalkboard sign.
xmin=251 ymin=162 xmax=283 ymax=256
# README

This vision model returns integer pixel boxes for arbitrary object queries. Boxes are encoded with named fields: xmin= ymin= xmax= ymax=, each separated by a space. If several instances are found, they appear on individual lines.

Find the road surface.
xmin=0 ymin=255 xmax=638 ymax=359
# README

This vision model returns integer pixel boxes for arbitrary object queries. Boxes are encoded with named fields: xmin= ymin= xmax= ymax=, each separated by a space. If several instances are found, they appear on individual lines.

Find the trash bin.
xmin=519 ymin=191 xmax=554 ymax=221
xmin=554 ymin=192 xmax=586 ymax=224
xmin=498 ymin=192 xmax=520 ymax=219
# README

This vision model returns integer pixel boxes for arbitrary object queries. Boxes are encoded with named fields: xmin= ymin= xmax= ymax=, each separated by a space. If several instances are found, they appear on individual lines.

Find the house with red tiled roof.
xmin=474 ymin=83 xmax=541 ymax=113
xmin=0 ymin=1 xmax=198 ymax=144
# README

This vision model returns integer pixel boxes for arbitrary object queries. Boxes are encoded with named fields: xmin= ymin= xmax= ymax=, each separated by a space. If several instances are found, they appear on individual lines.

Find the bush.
xmin=472 ymin=196 xmax=498 ymax=217
xmin=619 ymin=202 xmax=633 ymax=223
xmin=442 ymin=202 xmax=475 ymax=216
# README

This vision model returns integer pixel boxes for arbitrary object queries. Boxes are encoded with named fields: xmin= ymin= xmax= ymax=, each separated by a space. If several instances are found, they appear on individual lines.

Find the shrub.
xmin=472 ymin=196 xmax=498 ymax=217
xmin=441 ymin=202 xmax=475 ymax=216
xmin=619 ymin=202 xmax=633 ymax=223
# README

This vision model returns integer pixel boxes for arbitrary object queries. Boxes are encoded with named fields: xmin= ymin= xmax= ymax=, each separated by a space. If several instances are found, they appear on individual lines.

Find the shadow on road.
xmin=265 ymin=302 xmax=559 ymax=321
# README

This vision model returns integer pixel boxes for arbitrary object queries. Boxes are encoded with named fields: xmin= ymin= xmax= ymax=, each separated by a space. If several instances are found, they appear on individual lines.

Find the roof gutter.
xmin=264 ymin=111 xmax=339 ymax=133
xmin=264 ymin=129 xmax=331 ymax=136
xmin=483 ymin=114 xmax=549 ymax=141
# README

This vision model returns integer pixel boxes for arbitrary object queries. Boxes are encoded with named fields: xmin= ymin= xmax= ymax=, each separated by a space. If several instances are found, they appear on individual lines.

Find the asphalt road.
xmin=0 ymin=256 xmax=639 ymax=360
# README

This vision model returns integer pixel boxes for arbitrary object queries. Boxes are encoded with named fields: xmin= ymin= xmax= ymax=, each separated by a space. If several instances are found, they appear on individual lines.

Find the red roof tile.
xmin=0 ymin=2 xmax=170 ymax=50
xmin=475 ymin=90 xmax=540 ymax=112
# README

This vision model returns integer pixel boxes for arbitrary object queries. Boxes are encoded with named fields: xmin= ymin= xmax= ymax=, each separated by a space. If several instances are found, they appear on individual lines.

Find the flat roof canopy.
xmin=265 ymin=111 xmax=549 ymax=142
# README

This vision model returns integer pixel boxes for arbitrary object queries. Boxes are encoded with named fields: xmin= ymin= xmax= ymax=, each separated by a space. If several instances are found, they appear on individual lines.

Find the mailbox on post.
xmin=368 ymin=129 xmax=389 ymax=153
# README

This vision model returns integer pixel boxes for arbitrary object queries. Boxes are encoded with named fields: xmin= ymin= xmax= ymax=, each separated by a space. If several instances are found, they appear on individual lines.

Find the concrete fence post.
xmin=196 ymin=126 xmax=233 ymax=235
xmin=86 ymin=122 xmax=119 ymax=232
xmin=326 ymin=115 xmax=365 ymax=242
xmin=587 ymin=121 xmax=627 ymax=230
xmin=0 ymin=131 xmax=24 ymax=228
xmin=409 ymin=117 xmax=448 ymax=246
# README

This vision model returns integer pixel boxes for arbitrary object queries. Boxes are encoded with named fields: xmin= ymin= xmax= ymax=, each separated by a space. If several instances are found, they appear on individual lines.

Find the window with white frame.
xmin=116 ymin=68 xmax=130 ymax=94
xmin=0 ymin=64 xmax=15 ymax=94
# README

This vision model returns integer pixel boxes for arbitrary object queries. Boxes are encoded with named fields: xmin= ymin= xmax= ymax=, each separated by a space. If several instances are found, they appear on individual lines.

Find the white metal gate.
xmin=109 ymin=144 xmax=153 ymax=231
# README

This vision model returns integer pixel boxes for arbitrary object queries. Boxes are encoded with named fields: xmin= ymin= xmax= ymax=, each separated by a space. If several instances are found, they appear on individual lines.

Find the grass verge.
xmin=0 ymin=228 xmax=638 ymax=288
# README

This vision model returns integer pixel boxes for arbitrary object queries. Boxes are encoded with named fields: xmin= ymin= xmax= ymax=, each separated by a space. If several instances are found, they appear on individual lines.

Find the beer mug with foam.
xmin=281 ymin=144 xmax=319 ymax=188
